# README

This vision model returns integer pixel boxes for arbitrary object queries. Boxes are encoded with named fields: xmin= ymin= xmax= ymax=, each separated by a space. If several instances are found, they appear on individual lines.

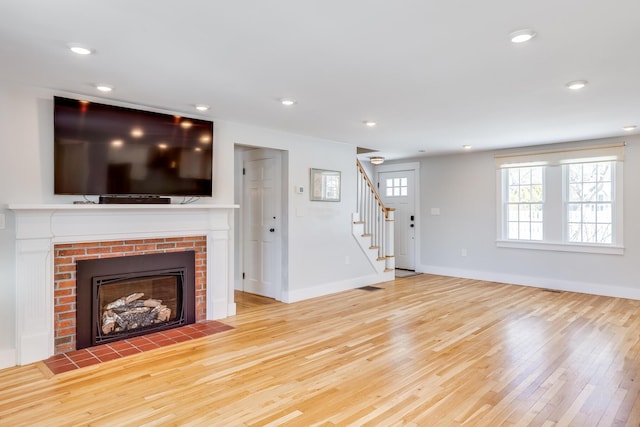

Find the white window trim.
xmin=496 ymin=239 xmax=624 ymax=255
xmin=495 ymin=143 xmax=625 ymax=255
xmin=495 ymin=142 xmax=625 ymax=168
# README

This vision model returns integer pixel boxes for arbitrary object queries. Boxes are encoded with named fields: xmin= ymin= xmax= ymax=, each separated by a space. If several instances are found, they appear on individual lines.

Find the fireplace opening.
xmin=96 ymin=271 xmax=183 ymax=343
xmin=76 ymin=251 xmax=196 ymax=350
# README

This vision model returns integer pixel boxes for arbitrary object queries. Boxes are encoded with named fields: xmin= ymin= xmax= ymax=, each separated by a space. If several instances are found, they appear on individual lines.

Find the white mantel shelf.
xmin=8 ymin=203 xmax=238 ymax=366
xmin=8 ymin=203 xmax=239 ymax=211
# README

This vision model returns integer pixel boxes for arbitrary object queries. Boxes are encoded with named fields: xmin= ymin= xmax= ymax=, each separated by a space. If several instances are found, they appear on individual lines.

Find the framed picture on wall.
xmin=310 ymin=168 xmax=341 ymax=201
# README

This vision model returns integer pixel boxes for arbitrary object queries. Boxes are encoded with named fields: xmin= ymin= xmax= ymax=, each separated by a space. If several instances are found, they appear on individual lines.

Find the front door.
xmin=379 ymin=170 xmax=416 ymax=270
xmin=242 ymin=149 xmax=282 ymax=299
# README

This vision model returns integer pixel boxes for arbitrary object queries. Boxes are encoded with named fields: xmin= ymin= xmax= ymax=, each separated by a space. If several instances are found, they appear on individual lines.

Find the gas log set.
xmin=101 ymin=292 xmax=171 ymax=335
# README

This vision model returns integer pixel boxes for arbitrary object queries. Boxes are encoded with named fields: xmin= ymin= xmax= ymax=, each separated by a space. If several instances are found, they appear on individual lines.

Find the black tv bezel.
xmin=53 ymin=96 xmax=214 ymax=198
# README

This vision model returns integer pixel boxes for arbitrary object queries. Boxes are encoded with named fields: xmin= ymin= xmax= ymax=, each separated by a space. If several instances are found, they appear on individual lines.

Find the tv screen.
xmin=54 ymin=96 xmax=213 ymax=197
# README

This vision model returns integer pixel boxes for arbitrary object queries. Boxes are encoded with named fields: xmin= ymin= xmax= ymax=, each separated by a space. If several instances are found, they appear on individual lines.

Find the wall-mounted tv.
xmin=54 ymin=96 xmax=213 ymax=197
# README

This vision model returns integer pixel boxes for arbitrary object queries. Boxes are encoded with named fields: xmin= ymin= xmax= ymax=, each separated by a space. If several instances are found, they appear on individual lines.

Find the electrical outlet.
xmin=461 ymin=248 xmax=467 ymax=257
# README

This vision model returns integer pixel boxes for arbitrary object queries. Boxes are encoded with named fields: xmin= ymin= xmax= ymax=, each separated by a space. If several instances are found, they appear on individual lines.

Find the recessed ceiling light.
xmin=623 ymin=125 xmax=637 ymax=131
xmin=364 ymin=121 xmax=377 ymax=127
xmin=195 ymin=104 xmax=210 ymax=111
xmin=463 ymin=145 xmax=472 ymax=150
xmin=509 ymin=29 xmax=536 ymax=43
xmin=68 ymin=43 xmax=93 ymax=55
xmin=566 ymin=80 xmax=588 ymax=90
xmin=95 ymin=84 xmax=113 ymax=92
xmin=280 ymin=99 xmax=296 ymax=106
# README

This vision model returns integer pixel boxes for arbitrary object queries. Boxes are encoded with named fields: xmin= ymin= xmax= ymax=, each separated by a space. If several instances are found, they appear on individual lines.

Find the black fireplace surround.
xmin=76 ymin=251 xmax=196 ymax=350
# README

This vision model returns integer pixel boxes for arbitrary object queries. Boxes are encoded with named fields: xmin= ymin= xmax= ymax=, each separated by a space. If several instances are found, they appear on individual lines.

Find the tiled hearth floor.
xmin=43 ymin=320 xmax=233 ymax=375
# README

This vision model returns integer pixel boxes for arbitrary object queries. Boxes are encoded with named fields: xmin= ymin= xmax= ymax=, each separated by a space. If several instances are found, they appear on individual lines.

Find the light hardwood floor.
xmin=1 ymin=274 xmax=640 ymax=426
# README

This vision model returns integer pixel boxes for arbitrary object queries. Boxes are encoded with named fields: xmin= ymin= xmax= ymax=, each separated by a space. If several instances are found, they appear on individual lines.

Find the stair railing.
xmin=356 ymin=160 xmax=395 ymax=271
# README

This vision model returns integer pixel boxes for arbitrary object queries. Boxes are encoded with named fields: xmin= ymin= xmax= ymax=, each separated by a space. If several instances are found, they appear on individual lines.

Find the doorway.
xmin=377 ymin=163 xmax=420 ymax=271
xmin=235 ymin=147 xmax=287 ymax=301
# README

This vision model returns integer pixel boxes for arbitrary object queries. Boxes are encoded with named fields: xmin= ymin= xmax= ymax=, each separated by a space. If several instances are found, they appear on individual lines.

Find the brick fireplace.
xmin=9 ymin=204 xmax=237 ymax=366
xmin=53 ymin=236 xmax=207 ymax=354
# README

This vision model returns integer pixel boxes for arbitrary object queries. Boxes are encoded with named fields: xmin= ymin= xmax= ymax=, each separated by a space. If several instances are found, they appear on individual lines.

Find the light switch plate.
xmin=0 ymin=213 xmax=5 ymax=230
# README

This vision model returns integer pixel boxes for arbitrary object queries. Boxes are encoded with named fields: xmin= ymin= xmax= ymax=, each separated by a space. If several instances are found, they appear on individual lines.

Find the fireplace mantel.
xmin=8 ymin=203 xmax=238 ymax=365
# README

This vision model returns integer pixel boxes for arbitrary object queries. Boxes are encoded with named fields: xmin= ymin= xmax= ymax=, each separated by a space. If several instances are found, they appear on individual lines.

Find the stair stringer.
xmin=352 ymin=213 xmax=392 ymax=279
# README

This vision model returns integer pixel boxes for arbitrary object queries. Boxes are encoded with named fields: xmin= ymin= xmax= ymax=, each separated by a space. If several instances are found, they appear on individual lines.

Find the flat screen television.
xmin=54 ymin=96 xmax=213 ymax=197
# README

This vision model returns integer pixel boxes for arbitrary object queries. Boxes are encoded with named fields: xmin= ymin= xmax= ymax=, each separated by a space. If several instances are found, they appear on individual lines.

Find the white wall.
xmin=419 ymin=135 xmax=640 ymax=298
xmin=218 ymin=121 xmax=378 ymax=301
xmin=0 ymin=84 xmax=34 ymax=366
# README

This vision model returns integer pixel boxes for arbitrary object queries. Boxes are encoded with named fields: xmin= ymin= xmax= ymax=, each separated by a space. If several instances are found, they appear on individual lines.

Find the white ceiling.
xmin=1 ymin=0 xmax=639 ymax=160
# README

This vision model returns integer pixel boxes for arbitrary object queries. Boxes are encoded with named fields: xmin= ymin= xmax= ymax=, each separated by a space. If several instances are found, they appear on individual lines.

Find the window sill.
xmin=496 ymin=240 xmax=624 ymax=255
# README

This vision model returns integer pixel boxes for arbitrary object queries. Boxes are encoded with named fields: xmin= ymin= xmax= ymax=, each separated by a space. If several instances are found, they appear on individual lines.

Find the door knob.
xmin=269 ymin=228 xmax=275 ymax=232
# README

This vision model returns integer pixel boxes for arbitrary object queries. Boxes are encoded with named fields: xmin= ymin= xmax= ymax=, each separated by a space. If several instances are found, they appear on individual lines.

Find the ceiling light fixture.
xmin=463 ymin=145 xmax=472 ymax=150
xmin=195 ymin=104 xmax=210 ymax=111
xmin=370 ymin=156 xmax=385 ymax=165
xmin=623 ymin=125 xmax=637 ymax=131
xmin=68 ymin=43 xmax=93 ymax=55
xmin=95 ymin=84 xmax=113 ymax=92
xmin=566 ymin=80 xmax=588 ymax=90
xmin=364 ymin=121 xmax=377 ymax=127
xmin=509 ymin=29 xmax=536 ymax=43
xmin=280 ymin=98 xmax=296 ymax=106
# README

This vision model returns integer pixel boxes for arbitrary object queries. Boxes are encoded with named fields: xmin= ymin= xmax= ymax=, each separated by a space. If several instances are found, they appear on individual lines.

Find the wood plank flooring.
xmin=2 ymin=274 xmax=640 ymax=426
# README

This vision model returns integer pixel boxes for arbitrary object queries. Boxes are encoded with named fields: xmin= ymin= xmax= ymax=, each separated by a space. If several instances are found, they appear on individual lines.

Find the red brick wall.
xmin=53 ymin=236 xmax=207 ymax=354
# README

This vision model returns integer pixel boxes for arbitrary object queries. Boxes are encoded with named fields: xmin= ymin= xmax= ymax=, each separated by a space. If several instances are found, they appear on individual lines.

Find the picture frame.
xmin=310 ymin=168 xmax=341 ymax=201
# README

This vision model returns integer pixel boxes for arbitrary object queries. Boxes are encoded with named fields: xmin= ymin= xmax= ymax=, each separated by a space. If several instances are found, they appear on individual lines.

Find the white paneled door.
xmin=379 ymin=170 xmax=416 ymax=270
xmin=242 ymin=149 xmax=282 ymax=299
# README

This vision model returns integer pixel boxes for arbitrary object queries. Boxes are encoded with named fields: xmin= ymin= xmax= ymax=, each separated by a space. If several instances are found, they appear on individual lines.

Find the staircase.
xmin=353 ymin=160 xmax=395 ymax=277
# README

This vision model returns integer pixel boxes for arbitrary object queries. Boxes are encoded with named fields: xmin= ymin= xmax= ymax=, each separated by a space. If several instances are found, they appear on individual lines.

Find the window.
xmin=496 ymin=143 xmax=624 ymax=254
xmin=386 ymin=177 xmax=407 ymax=197
xmin=567 ymin=161 xmax=614 ymax=244
xmin=506 ymin=166 xmax=544 ymax=240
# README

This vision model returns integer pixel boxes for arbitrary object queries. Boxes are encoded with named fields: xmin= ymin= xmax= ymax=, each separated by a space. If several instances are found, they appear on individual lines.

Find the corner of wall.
xmin=0 ymin=208 xmax=16 ymax=366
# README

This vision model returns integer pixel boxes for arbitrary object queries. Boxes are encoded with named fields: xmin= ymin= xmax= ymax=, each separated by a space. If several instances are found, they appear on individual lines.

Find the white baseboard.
xmin=283 ymin=271 xmax=394 ymax=303
xmin=0 ymin=348 xmax=16 ymax=370
xmin=419 ymin=264 xmax=640 ymax=300
xmin=208 ymin=297 xmax=232 ymax=320
xmin=227 ymin=302 xmax=237 ymax=316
